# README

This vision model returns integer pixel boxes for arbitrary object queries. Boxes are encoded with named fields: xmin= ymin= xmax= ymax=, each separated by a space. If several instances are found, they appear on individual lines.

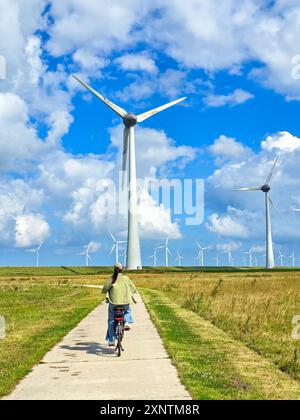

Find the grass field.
xmin=0 ymin=267 xmax=300 ymax=400
xmin=134 ymin=271 xmax=300 ymax=384
xmin=0 ymin=276 xmax=101 ymax=398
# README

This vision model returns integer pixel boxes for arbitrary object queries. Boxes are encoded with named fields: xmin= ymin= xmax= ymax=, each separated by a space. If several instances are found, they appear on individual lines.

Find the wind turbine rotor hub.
xmin=123 ymin=113 xmax=138 ymax=127
xmin=261 ymin=184 xmax=271 ymax=193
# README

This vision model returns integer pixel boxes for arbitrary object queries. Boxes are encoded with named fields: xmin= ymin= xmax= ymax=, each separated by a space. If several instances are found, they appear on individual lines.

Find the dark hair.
xmin=112 ymin=266 xmax=122 ymax=284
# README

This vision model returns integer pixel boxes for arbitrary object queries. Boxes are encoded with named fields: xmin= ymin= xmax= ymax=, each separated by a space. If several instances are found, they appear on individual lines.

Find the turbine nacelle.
xmin=261 ymin=184 xmax=271 ymax=193
xmin=123 ymin=113 xmax=138 ymax=128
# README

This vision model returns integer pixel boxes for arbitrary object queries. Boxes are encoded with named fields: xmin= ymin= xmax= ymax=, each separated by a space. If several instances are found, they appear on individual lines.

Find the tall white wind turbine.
xmin=109 ymin=232 xmax=126 ymax=264
xmin=243 ymin=248 xmax=253 ymax=267
xmin=222 ymin=246 xmax=233 ymax=266
xmin=176 ymin=251 xmax=184 ymax=267
xmin=73 ymin=76 xmax=186 ymax=270
xmin=79 ymin=243 xmax=92 ymax=266
xmin=25 ymin=243 xmax=43 ymax=267
xmin=289 ymin=251 xmax=296 ymax=268
xmin=195 ymin=241 xmax=209 ymax=267
xmin=148 ymin=248 xmax=159 ymax=267
xmin=278 ymin=250 xmax=285 ymax=268
xmin=234 ymin=156 xmax=279 ymax=269
xmin=157 ymin=239 xmax=172 ymax=267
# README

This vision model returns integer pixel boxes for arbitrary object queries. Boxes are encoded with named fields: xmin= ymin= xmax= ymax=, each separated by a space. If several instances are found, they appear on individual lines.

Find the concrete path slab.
xmin=5 ymin=297 xmax=191 ymax=400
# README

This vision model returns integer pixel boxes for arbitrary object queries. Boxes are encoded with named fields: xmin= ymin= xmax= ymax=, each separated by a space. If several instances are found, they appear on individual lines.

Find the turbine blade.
xmin=293 ymin=209 xmax=300 ymax=212
xmin=136 ymin=97 xmax=187 ymax=123
xmin=109 ymin=244 xmax=115 ymax=256
xmin=233 ymin=187 xmax=260 ymax=191
xmin=109 ymin=232 xmax=117 ymax=242
xmin=265 ymin=155 xmax=279 ymax=185
xmin=72 ymin=76 xmax=127 ymax=118
xmin=269 ymin=196 xmax=281 ymax=218
xmin=122 ymin=127 xmax=129 ymax=189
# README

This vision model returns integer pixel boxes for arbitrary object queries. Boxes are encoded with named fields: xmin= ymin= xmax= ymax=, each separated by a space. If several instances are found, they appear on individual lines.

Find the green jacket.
xmin=102 ymin=273 xmax=138 ymax=305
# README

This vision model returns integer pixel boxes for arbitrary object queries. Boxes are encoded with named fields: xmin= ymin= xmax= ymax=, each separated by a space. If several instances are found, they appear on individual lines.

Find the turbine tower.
xmin=73 ymin=76 xmax=186 ymax=270
xmin=222 ymin=246 xmax=233 ymax=266
xmin=234 ymin=156 xmax=279 ymax=269
xmin=25 ymin=243 xmax=43 ymax=267
xmin=213 ymin=255 xmax=220 ymax=267
xmin=79 ymin=243 xmax=92 ymax=266
xmin=157 ymin=239 xmax=172 ymax=267
xmin=195 ymin=241 xmax=209 ymax=267
xmin=176 ymin=251 xmax=184 ymax=267
xmin=109 ymin=232 xmax=126 ymax=264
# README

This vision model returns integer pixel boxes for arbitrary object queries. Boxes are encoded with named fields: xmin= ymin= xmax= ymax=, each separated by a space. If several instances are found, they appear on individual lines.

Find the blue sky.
xmin=1 ymin=0 xmax=300 ymax=266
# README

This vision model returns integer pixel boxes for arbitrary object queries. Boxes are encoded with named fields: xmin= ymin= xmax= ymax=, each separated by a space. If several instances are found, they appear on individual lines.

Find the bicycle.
xmin=113 ymin=306 xmax=125 ymax=357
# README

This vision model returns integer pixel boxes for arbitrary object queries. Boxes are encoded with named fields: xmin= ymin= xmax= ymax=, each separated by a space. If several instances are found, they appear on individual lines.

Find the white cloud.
xmin=203 ymin=89 xmax=254 ymax=107
xmin=209 ymin=135 xmax=253 ymax=162
xmin=15 ymin=214 xmax=50 ymax=248
xmin=115 ymin=54 xmax=158 ymax=74
xmin=206 ymin=212 xmax=250 ymax=239
xmin=262 ymin=131 xmax=300 ymax=152
xmin=0 ymin=93 xmax=46 ymax=172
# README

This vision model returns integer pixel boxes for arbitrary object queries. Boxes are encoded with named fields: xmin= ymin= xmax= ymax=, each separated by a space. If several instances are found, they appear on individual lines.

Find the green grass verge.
xmin=141 ymin=288 xmax=300 ymax=400
xmin=0 ymin=280 xmax=101 ymax=398
xmin=0 ymin=266 xmax=299 ymax=277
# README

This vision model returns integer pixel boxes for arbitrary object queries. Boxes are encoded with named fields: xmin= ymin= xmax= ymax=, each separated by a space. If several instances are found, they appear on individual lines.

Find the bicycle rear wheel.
xmin=116 ymin=325 xmax=122 ymax=357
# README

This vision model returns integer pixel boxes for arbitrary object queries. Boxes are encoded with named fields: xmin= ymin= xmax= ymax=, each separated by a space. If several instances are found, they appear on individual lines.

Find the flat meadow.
xmin=0 ymin=267 xmax=300 ymax=399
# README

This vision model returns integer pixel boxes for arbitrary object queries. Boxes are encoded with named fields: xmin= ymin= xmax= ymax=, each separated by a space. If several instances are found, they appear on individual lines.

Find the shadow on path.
xmin=61 ymin=342 xmax=115 ymax=357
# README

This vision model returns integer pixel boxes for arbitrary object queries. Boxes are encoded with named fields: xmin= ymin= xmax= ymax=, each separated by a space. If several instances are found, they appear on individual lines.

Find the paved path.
xmin=6 ymin=297 xmax=190 ymax=400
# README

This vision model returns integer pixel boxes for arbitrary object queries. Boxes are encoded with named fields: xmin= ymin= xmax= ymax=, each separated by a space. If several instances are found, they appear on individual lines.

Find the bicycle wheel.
xmin=116 ymin=324 xmax=122 ymax=357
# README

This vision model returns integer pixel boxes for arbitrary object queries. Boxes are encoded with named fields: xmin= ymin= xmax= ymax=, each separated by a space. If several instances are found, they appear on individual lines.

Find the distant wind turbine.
xmin=109 ymin=232 xmax=126 ymax=263
xmin=234 ymin=156 xmax=279 ymax=269
xmin=176 ymin=251 xmax=184 ymax=267
xmin=195 ymin=241 xmax=209 ymax=267
xmin=148 ymin=248 xmax=159 ymax=267
xmin=213 ymin=255 xmax=220 ymax=267
xmin=243 ymin=248 xmax=254 ymax=268
xmin=288 ymin=251 xmax=296 ymax=268
xmin=73 ymin=75 xmax=186 ymax=270
xmin=222 ymin=246 xmax=233 ymax=266
xmin=25 ymin=243 xmax=43 ymax=267
xmin=157 ymin=239 xmax=172 ymax=267
xmin=78 ymin=243 xmax=93 ymax=266
xmin=278 ymin=250 xmax=285 ymax=267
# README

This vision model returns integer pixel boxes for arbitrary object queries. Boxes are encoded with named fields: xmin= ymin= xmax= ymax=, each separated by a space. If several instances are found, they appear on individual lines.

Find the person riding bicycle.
xmin=102 ymin=262 xmax=138 ymax=347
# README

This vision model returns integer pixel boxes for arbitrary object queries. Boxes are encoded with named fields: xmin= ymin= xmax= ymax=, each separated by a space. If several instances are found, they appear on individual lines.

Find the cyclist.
xmin=102 ymin=262 xmax=138 ymax=347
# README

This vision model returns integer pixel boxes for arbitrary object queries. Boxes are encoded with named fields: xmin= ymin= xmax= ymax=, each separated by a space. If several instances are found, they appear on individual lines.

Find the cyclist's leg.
xmin=105 ymin=303 xmax=116 ymax=344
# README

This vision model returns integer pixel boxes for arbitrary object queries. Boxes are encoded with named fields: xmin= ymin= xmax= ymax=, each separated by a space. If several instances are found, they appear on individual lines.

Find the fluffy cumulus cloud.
xmin=15 ymin=215 xmax=50 ymax=248
xmin=262 ymin=131 xmax=300 ymax=152
xmin=203 ymin=89 xmax=254 ymax=108
xmin=206 ymin=208 xmax=250 ymax=239
xmin=115 ymin=54 xmax=158 ymax=74
xmin=209 ymin=135 xmax=253 ymax=163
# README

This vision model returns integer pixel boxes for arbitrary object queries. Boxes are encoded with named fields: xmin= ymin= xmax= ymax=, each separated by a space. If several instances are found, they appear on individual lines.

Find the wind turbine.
xmin=195 ymin=242 xmax=209 ymax=267
xmin=148 ymin=253 xmax=158 ymax=267
xmin=25 ymin=243 xmax=43 ymax=267
xmin=222 ymin=246 xmax=233 ymax=266
xmin=288 ymin=251 xmax=296 ymax=268
xmin=73 ymin=75 xmax=186 ymax=270
xmin=157 ymin=239 xmax=172 ymax=267
xmin=234 ymin=156 xmax=279 ymax=269
xmin=243 ymin=248 xmax=253 ymax=268
xmin=78 ymin=243 xmax=92 ymax=266
xmin=176 ymin=251 xmax=184 ymax=267
xmin=109 ymin=232 xmax=126 ymax=263
xmin=278 ymin=250 xmax=285 ymax=267
xmin=213 ymin=255 xmax=220 ymax=267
